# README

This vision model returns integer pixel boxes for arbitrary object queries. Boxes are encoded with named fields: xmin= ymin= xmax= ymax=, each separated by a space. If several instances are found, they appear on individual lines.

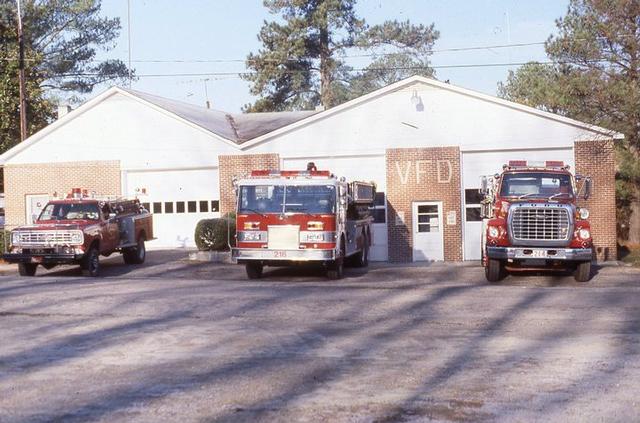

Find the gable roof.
xmin=238 ymin=75 xmax=625 ymax=150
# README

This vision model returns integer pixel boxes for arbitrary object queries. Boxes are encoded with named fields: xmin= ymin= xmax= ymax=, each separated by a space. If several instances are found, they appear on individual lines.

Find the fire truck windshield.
xmin=500 ymin=172 xmax=573 ymax=199
xmin=39 ymin=203 xmax=101 ymax=221
xmin=238 ymin=185 xmax=336 ymax=214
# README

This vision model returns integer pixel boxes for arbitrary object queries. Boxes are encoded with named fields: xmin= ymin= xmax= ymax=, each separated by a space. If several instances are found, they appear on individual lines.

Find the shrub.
xmin=0 ymin=230 xmax=9 ymax=254
xmin=194 ymin=216 xmax=236 ymax=251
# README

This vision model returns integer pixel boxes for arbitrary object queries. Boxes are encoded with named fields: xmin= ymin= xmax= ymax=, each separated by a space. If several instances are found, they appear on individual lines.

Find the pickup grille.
xmin=15 ymin=231 xmax=77 ymax=246
xmin=510 ymin=206 xmax=571 ymax=243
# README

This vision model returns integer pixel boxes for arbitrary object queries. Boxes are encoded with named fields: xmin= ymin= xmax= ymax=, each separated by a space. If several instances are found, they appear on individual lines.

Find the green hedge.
xmin=0 ymin=230 xmax=9 ymax=254
xmin=194 ymin=214 xmax=236 ymax=251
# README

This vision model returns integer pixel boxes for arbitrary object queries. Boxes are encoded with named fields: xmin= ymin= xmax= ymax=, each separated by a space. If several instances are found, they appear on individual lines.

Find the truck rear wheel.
xmin=485 ymin=258 xmax=505 ymax=282
xmin=574 ymin=261 xmax=592 ymax=282
xmin=123 ymin=235 xmax=146 ymax=265
xmin=327 ymin=240 xmax=346 ymax=279
xmin=351 ymin=233 xmax=369 ymax=268
xmin=18 ymin=263 xmax=37 ymax=277
xmin=81 ymin=247 xmax=100 ymax=277
xmin=245 ymin=262 xmax=263 ymax=279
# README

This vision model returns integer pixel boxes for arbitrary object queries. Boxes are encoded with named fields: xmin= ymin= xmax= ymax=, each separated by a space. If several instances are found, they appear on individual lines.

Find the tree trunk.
xmin=319 ymin=16 xmax=332 ymax=109
xmin=628 ymin=196 xmax=640 ymax=245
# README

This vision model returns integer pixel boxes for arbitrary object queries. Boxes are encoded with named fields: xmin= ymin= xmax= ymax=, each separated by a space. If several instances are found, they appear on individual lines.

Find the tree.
xmin=0 ymin=0 xmax=131 ymax=153
xmin=243 ymin=0 xmax=439 ymax=112
xmin=498 ymin=0 xmax=640 ymax=243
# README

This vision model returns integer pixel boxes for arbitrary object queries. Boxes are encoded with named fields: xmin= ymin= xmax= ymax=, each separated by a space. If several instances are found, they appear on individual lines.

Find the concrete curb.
xmin=188 ymin=250 xmax=233 ymax=264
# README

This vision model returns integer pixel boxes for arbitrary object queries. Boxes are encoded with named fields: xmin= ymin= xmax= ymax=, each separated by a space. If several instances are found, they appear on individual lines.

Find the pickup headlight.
xmin=70 ymin=231 xmax=84 ymax=245
xmin=578 ymin=208 xmax=590 ymax=220
xmin=11 ymin=232 xmax=21 ymax=245
xmin=488 ymin=226 xmax=500 ymax=239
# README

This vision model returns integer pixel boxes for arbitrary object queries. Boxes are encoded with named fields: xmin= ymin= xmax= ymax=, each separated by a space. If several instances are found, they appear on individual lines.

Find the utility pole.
xmin=127 ymin=0 xmax=132 ymax=88
xmin=16 ymin=0 xmax=27 ymax=142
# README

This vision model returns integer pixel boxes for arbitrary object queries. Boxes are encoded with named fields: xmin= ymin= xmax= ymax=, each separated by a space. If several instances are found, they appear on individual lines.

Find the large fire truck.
xmin=3 ymin=189 xmax=153 ymax=277
xmin=231 ymin=164 xmax=375 ymax=279
xmin=480 ymin=160 xmax=593 ymax=282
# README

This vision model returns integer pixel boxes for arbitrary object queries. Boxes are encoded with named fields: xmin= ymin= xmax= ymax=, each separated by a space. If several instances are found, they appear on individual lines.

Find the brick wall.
xmin=386 ymin=147 xmax=463 ymax=262
xmin=574 ymin=140 xmax=617 ymax=261
xmin=4 ymin=160 xmax=121 ymax=228
xmin=218 ymin=153 xmax=280 ymax=214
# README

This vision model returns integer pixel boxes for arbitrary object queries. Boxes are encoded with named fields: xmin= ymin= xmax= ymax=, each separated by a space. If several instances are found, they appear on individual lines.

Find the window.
xmin=188 ymin=201 xmax=197 ymax=213
xmin=416 ymin=204 xmax=439 ymax=232
xmin=176 ymin=202 xmax=185 ymax=213
xmin=142 ymin=202 xmax=150 ymax=212
xmin=500 ymin=173 xmax=573 ymax=199
xmin=153 ymin=202 xmax=162 ymax=214
xmin=211 ymin=200 xmax=219 ymax=212
xmin=369 ymin=192 xmax=386 ymax=224
xmin=164 ymin=202 xmax=174 ymax=214
xmin=199 ymin=201 xmax=209 ymax=213
xmin=464 ymin=189 xmax=483 ymax=222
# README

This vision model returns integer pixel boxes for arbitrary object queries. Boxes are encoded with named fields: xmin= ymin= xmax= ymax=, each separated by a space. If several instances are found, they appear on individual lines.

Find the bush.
xmin=194 ymin=215 xmax=236 ymax=251
xmin=0 ymin=230 xmax=9 ymax=254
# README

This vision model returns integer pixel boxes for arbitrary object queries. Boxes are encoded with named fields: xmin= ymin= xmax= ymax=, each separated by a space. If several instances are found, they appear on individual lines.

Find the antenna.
xmin=15 ymin=0 xmax=27 ymax=141
xmin=127 ymin=0 xmax=132 ymax=88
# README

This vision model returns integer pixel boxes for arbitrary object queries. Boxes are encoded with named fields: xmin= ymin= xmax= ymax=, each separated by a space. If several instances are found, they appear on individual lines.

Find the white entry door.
xmin=412 ymin=201 xmax=444 ymax=262
xmin=26 ymin=194 xmax=49 ymax=224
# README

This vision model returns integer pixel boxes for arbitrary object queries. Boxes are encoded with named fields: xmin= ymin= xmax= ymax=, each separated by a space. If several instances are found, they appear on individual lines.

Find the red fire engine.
xmin=231 ymin=164 xmax=375 ymax=279
xmin=480 ymin=160 xmax=593 ymax=282
xmin=4 ymin=188 xmax=153 ymax=277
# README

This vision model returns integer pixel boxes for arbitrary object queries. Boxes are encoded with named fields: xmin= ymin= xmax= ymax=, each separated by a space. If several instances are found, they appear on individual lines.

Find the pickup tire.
xmin=123 ymin=235 xmax=146 ymax=265
xmin=245 ymin=262 xmax=263 ymax=279
xmin=574 ymin=261 xmax=592 ymax=282
xmin=18 ymin=263 xmax=37 ymax=277
xmin=81 ymin=247 xmax=100 ymax=277
xmin=485 ymin=258 xmax=505 ymax=282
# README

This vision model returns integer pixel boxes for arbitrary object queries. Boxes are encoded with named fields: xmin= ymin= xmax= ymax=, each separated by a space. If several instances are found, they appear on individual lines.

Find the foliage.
xmin=194 ymin=215 xmax=236 ymax=251
xmin=243 ymin=0 xmax=439 ymax=111
xmin=0 ymin=230 xmax=9 ymax=254
xmin=497 ymin=0 xmax=640 ymax=241
xmin=0 ymin=0 xmax=131 ymax=153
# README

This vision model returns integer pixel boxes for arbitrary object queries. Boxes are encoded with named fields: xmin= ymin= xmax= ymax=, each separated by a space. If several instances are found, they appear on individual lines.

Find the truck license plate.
xmin=31 ymin=256 xmax=43 ymax=263
xmin=532 ymin=250 xmax=547 ymax=258
xmin=273 ymin=251 xmax=287 ymax=258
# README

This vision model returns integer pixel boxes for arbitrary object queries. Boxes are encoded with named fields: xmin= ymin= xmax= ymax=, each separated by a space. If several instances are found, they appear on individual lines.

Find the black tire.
xmin=574 ymin=261 xmax=592 ymax=282
xmin=81 ymin=247 xmax=100 ymax=277
xmin=246 ymin=262 xmax=263 ymax=279
xmin=327 ymin=239 xmax=346 ymax=279
xmin=485 ymin=258 xmax=505 ymax=282
xmin=18 ymin=263 xmax=37 ymax=277
xmin=353 ymin=233 xmax=369 ymax=268
xmin=123 ymin=235 xmax=146 ymax=265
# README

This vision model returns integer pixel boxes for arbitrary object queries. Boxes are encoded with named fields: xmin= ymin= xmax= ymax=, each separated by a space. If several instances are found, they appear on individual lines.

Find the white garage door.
xmin=282 ymin=155 xmax=388 ymax=261
xmin=124 ymin=168 xmax=220 ymax=248
xmin=461 ymin=149 xmax=575 ymax=260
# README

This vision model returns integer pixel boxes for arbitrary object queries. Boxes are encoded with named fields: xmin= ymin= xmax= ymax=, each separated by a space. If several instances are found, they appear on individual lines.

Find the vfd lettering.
xmin=394 ymin=160 xmax=452 ymax=185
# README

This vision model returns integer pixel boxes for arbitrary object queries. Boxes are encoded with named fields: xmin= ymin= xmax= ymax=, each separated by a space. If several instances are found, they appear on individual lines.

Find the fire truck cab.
xmin=231 ymin=164 xmax=375 ymax=279
xmin=480 ymin=160 xmax=593 ymax=282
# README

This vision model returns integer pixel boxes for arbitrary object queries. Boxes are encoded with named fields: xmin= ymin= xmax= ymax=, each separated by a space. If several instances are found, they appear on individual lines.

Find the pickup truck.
xmin=3 ymin=193 xmax=153 ymax=277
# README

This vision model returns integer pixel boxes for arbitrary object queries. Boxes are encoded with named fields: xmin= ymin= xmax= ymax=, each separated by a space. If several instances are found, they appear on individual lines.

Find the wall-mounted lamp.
xmin=410 ymin=89 xmax=424 ymax=111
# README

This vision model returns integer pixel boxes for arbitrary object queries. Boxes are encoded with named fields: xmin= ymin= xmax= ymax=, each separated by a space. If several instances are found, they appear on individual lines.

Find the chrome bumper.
xmin=487 ymin=247 xmax=593 ymax=261
xmin=232 ymin=248 xmax=335 ymax=262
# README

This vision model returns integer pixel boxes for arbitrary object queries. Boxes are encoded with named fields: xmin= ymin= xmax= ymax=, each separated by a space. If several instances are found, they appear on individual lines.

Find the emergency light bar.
xmin=250 ymin=170 xmax=333 ymax=178
xmin=504 ymin=160 xmax=569 ymax=171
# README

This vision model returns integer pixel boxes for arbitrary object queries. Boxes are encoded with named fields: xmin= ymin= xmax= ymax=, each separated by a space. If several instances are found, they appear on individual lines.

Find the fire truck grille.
xmin=16 ymin=231 xmax=76 ymax=245
xmin=511 ymin=207 xmax=571 ymax=242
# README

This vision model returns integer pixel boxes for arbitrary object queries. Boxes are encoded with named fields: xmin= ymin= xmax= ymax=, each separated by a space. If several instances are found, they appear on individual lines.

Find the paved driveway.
xmin=1 ymin=251 xmax=640 ymax=422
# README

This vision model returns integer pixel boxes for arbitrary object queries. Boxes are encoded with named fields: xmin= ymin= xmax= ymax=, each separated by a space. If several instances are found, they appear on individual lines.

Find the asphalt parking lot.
xmin=2 ymin=251 xmax=640 ymax=422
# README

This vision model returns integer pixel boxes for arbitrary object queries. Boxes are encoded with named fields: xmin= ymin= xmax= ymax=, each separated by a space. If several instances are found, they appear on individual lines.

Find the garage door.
xmin=282 ymin=155 xmax=388 ymax=261
xmin=124 ymin=168 xmax=220 ymax=248
xmin=461 ymin=149 xmax=575 ymax=260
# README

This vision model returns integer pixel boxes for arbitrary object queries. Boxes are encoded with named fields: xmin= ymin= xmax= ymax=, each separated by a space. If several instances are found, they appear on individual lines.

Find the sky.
xmin=93 ymin=0 xmax=570 ymax=112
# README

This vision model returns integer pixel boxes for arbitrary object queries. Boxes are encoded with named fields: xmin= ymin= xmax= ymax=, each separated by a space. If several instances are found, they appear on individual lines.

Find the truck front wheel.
xmin=81 ymin=247 xmax=100 ymax=277
xmin=18 ymin=263 xmax=37 ymax=277
xmin=573 ymin=261 xmax=592 ymax=282
xmin=245 ymin=262 xmax=263 ymax=279
xmin=327 ymin=240 xmax=346 ymax=279
xmin=485 ymin=258 xmax=505 ymax=282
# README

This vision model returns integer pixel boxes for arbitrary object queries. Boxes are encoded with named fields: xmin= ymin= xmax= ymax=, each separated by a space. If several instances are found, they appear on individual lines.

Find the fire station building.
xmin=0 ymin=75 xmax=622 ymax=262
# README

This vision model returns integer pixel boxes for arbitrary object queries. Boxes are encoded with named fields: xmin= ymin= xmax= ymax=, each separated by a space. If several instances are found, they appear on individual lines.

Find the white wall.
xmin=6 ymin=92 xmax=238 ymax=170
xmin=247 ymin=82 xmax=604 ymax=157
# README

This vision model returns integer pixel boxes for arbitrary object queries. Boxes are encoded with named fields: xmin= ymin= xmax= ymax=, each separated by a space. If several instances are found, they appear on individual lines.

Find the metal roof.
xmin=124 ymin=89 xmax=317 ymax=144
